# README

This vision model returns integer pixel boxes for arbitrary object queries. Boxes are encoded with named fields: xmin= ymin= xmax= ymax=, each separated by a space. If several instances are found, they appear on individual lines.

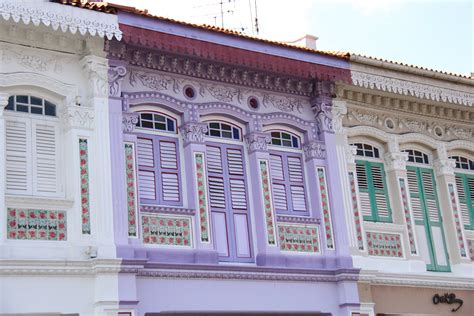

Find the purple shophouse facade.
xmin=106 ymin=9 xmax=361 ymax=316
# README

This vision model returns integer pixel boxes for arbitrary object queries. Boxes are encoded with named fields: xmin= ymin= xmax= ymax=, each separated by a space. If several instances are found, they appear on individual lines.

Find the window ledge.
xmin=363 ymin=221 xmax=405 ymax=233
xmin=6 ymin=195 xmax=74 ymax=210
xmin=140 ymin=205 xmax=195 ymax=216
xmin=276 ymin=214 xmax=320 ymax=225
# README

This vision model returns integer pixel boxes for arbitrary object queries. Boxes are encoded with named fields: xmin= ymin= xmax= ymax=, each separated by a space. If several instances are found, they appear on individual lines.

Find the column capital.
xmin=80 ymin=55 xmax=109 ymax=98
xmin=180 ymin=122 xmax=208 ymax=146
xmin=383 ymin=151 xmax=408 ymax=172
xmin=433 ymin=158 xmax=456 ymax=176
xmin=244 ymin=132 xmax=271 ymax=153
xmin=302 ymin=141 xmax=326 ymax=160
xmin=345 ymin=145 xmax=358 ymax=165
xmin=109 ymin=65 xmax=127 ymax=98
xmin=61 ymin=105 xmax=95 ymax=131
xmin=122 ymin=112 xmax=139 ymax=133
xmin=0 ymin=92 xmax=9 ymax=117
xmin=311 ymin=97 xmax=347 ymax=134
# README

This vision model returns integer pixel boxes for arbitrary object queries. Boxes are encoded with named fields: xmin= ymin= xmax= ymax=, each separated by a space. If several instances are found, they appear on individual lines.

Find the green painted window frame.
xmin=455 ymin=173 xmax=474 ymax=230
xmin=355 ymin=160 xmax=392 ymax=223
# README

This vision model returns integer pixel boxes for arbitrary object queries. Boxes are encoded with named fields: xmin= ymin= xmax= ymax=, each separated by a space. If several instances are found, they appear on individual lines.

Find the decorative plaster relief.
xmin=142 ymin=214 xmax=192 ymax=247
xmin=122 ymin=112 xmax=139 ymax=133
xmin=61 ymin=105 xmax=95 ymax=130
xmin=366 ymin=231 xmax=404 ymax=258
xmin=433 ymin=159 xmax=456 ymax=176
xmin=108 ymin=66 xmax=127 ymax=97
xmin=1 ymin=45 xmax=65 ymax=73
xmin=124 ymin=143 xmax=138 ymax=237
xmin=312 ymin=101 xmax=334 ymax=133
xmin=302 ymin=141 xmax=326 ymax=160
xmin=349 ymin=172 xmax=365 ymax=250
xmin=79 ymin=139 xmax=91 ymax=235
xmin=399 ymin=178 xmax=417 ymax=254
xmin=129 ymin=69 xmax=180 ymax=93
xmin=180 ymin=122 xmax=208 ymax=145
xmin=7 ymin=208 xmax=67 ymax=241
xmin=244 ymin=132 xmax=271 ymax=153
xmin=448 ymin=183 xmax=467 ymax=258
xmin=205 ymin=84 xmax=243 ymax=103
xmin=262 ymin=94 xmax=303 ymax=113
xmin=195 ymin=152 xmax=210 ymax=243
xmin=317 ymin=167 xmax=334 ymax=249
xmin=81 ymin=56 xmax=109 ymax=98
xmin=259 ymin=160 xmax=277 ymax=245
xmin=384 ymin=152 xmax=408 ymax=172
xmin=0 ymin=1 xmax=122 ymax=40
xmin=351 ymin=71 xmax=474 ymax=106
xmin=278 ymin=223 xmax=320 ymax=253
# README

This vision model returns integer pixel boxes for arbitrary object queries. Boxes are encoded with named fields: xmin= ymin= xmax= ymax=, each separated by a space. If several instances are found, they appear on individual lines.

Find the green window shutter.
xmin=456 ymin=173 xmax=474 ymax=229
xmin=356 ymin=160 xmax=392 ymax=222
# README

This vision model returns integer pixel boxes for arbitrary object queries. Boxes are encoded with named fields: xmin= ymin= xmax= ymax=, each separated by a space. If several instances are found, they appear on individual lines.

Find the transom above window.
xmin=353 ymin=143 xmax=380 ymax=158
xmin=136 ymin=112 xmax=176 ymax=133
xmin=404 ymin=149 xmax=429 ymax=164
xmin=450 ymin=156 xmax=474 ymax=171
xmin=270 ymin=131 xmax=300 ymax=149
xmin=206 ymin=121 xmax=241 ymax=141
xmin=6 ymin=95 xmax=56 ymax=117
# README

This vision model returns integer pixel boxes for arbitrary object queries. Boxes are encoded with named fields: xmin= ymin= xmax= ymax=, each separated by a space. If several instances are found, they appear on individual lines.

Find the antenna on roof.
xmin=254 ymin=0 xmax=259 ymax=35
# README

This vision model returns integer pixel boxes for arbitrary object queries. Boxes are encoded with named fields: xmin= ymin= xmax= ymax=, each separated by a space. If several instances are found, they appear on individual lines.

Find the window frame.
xmin=205 ymin=120 xmax=242 ymax=142
xmin=135 ymin=111 xmax=177 ymax=134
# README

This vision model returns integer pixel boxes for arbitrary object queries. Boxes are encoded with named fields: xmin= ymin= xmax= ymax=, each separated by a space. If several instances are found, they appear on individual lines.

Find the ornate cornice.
xmin=244 ymin=132 xmax=271 ymax=153
xmin=351 ymin=71 xmax=474 ymax=106
xmin=0 ymin=1 xmax=122 ymax=40
xmin=302 ymin=141 xmax=326 ymax=160
xmin=359 ymin=271 xmax=474 ymax=289
xmin=0 ymin=259 xmax=122 ymax=275
xmin=179 ymin=122 xmax=208 ymax=145
xmin=122 ymin=112 xmax=138 ymax=133
xmin=62 ymin=105 xmax=95 ymax=130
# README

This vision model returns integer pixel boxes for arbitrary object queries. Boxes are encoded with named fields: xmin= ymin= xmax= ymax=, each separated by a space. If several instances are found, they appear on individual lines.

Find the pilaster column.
xmin=0 ymin=93 xmax=9 ymax=247
xmin=179 ymin=111 xmax=217 ymax=263
xmin=433 ymin=145 xmax=468 ymax=263
xmin=311 ymin=92 xmax=352 ymax=264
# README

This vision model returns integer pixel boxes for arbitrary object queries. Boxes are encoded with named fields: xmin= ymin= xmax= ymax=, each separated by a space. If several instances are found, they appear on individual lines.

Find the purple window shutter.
xmin=269 ymin=151 xmax=308 ymax=215
xmin=137 ymin=134 xmax=181 ymax=206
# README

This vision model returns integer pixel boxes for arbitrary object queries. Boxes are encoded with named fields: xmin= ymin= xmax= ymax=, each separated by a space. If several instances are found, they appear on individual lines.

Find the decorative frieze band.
xmin=79 ymin=139 xmax=91 ymax=235
xmin=317 ymin=167 xmax=335 ymax=249
xmin=366 ymin=231 xmax=404 ymax=258
xmin=124 ymin=143 xmax=138 ymax=237
xmin=278 ymin=223 xmax=320 ymax=253
xmin=194 ymin=152 xmax=210 ymax=243
xmin=142 ymin=214 xmax=192 ymax=247
xmin=7 ymin=208 xmax=67 ymax=241
xmin=259 ymin=160 xmax=277 ymax=246
xmin=447 ymin=183 xmax=467 ymax=258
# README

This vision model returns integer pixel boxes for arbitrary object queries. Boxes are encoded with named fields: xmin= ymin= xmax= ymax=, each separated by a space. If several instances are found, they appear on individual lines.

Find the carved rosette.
xmin=109 ymin=65 xmax=127 ymax=97
xmin=302 ymin=141 xmax=326 ymax=160
xmin=383 ymin=152 xmax=409 ymax=172
xmin=180 ymin=122 xmax=208 ymax=145
xmin=433 ymin=158 xmax=456 ymax=176
xmin=122 ymin=112 xmax=139 ymax=133
xmin=244 ymin=132 xmax=271 ymax=153
xmin=61 ymin=105 xmax=95 ymax=130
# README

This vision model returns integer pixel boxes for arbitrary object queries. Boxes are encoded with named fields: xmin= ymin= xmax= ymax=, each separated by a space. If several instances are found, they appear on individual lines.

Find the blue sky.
xmin=113 ymin=0 xmax=473 ymax=76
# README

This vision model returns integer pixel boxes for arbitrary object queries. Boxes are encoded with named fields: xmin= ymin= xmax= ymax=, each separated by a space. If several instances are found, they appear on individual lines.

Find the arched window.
xmin=404 ymin=149 xmax=429 ymax=164
xmin=268 ymin=130 xmax=307 ymax=215
xmin=450 ymin=156 xmax=474 ymax=230
xmin=4 ymin=95 xmax=60 ymax=197
xmin=351 ymin=142 xmax=391 ymax=222
xmin=135 ymin=112 xmax=176 ymax=133
xmin=206 ymin=121 xmax=241 ymax=141
xmin=134 ymin=111 xmax=181 ymax=206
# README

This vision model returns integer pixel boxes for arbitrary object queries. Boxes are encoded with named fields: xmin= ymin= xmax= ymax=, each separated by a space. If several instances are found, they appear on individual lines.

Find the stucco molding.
xmin=140 ymin=205 xmax=195 ymax=216
xmin=383 ymin=152 xmax=408 ymax=172
xmin=5 ymin=195 xmax=74 ymax=209
xmin=276 ymin=215 xmax=320 ymax=225
xmin=0 ymin=1 xmax=122 ymax=40
xmin=359 ymin=271 xmax=474 ymax=289
xmin=122 ymin=112 xmax=139 ymax=133
xmin=61 ymin=105 xmax=95 ymax=131
xmin=109 ymin=65 xmax=127 ymax=97
xmin=180 ymin=122 xmax=208 ymax=145
xmin=302 ymin=141 xmax=326 ymax=160
xmin=0 ymin=259 xmax=122 ymax=275
xmin=244 ymin=132 xmax=271 ymax=153
xmin=81 ymin=55 xmax=109 ymax=98
xmin=351 ymin=71 xmax=474 ymax=106
xmin=433 ymin=158 xmax=456 ymax=176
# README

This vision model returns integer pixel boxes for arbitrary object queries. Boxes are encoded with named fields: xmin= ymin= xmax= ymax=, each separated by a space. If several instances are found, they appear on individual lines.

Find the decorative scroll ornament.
xmin=108 ymin=66 xmax=127 ymax=97
xmin=1 ymin=45 xmax=65 ymax=73
xmin=262 ymin=94 xmax=302 ymax=113
xmin=302 ymin=141 xmax=326 ymax=160
xmin=383 ymin=152 xmax=408 ymax=172
xmin=244 ymin=132 xmax=271 ymax=153
xmin=433 ymin=158 xmax=456 ymax=176
xmin=122 ymin=112 xmax=139 ymax=133
xmin=312 ymin=101 xmax=334 ymax=133
xmin=61 ymin=105 xmax=95 ymax=130
xmin=81 ymin=56 xmax=109 ymax=98
xmin=0 ymin=1 xmax=122 ymax=40
xmin=129 ymin=69 xmax=179 ymax=93
xmin=180 ymin=122 xmax=208 ymax=145
xmin=206 ymin=84 xmax=243 ymax=103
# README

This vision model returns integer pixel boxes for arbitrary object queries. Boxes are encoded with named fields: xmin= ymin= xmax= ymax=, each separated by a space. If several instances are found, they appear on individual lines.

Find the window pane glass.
xmin=167 ymin=119 xmax=175 ymax=132
xmin=221 ymin=124 xmax=231 ymax=131
xmin=142 ymin=121 xmax=153 ymax=128
xmin=272 ymin=139 xmax=281 ymax=146
xmin=16 ymin=95 xmax=28 ymax=103
xmin=31 ymin=96 xmax=42 ymax=105
xmin=210 ymin=129 xmax=221 ymax=137
xmin=154 ymin=114 xmax=166 ymax=122
xmin=44 ymin=102 xmax=56 ymax=116
xmin=271 ymin=132 xmax=280 ymax=138
xmin=209 ymin=122 xmax=219 ymax=129
xmin=154 ymin=123 xmax=166 ymax=130
xmin=282 ymin=133 xmax=291 ymax=140
xmin=222 ymin=131 xmax=232 ymax=138
xmin=6 ymin=96 xmax=14 ymax=110
xmin=282 ymin=140 xmax=292 ymax=147
xmin=292 ymin=136 xmax=298 ymax=148
xmin=356 ymin=149 xmax=364 ymax=156
xmin=374 ymin=148 xmax=380 ymax=158
xmin=232 ymin=127 xmax=240 ymax=140
xmin=16 ymin=104 xmax=29 ymax=112
xmin=31 ymin=106 xmax=43 ymax=115
xmin=141 ymin=113 xmax=153 ymax=120
xmin=470 ymin=161 xmax=474 ymax=170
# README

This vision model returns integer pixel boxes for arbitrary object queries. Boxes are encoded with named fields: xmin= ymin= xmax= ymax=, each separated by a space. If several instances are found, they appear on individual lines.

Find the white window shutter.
xmin=5 ymin=118 xmax=32 ymax=194
xmin=32 ymin=121 xmax=59 ymax=196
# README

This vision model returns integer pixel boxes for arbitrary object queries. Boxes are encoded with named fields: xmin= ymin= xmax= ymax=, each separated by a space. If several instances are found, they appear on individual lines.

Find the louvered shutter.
xmin=407 ymin=168 xmax=424 ymax=222
xmin=420 ymin=171 xmax=439 ymax=223
xmin=227 ymin=149 xmax=247 ymax=210
xmin=269 ymin=154 xmax=287 ymax=211
xmin=159 ymin=140 xmax=180 ymax=203
xmin=287 ymin=156 xmax=307 ymax=212
xmin=137 ymin=137 xmax=157 ymax=201
xmin=5 ymin=119 xmax=32 ymax=194
xmin=207 ymin=146 xmax=226 ymax=209
xmin=355 ymin=163 xmax=372 ymax=218
xmin=371 ymin=164 xmax=390 ymax=220
xmin=32 ymin=121 xmax=59 ymax=196
xmin=455 ymin=174 xmax=474 ymax=228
